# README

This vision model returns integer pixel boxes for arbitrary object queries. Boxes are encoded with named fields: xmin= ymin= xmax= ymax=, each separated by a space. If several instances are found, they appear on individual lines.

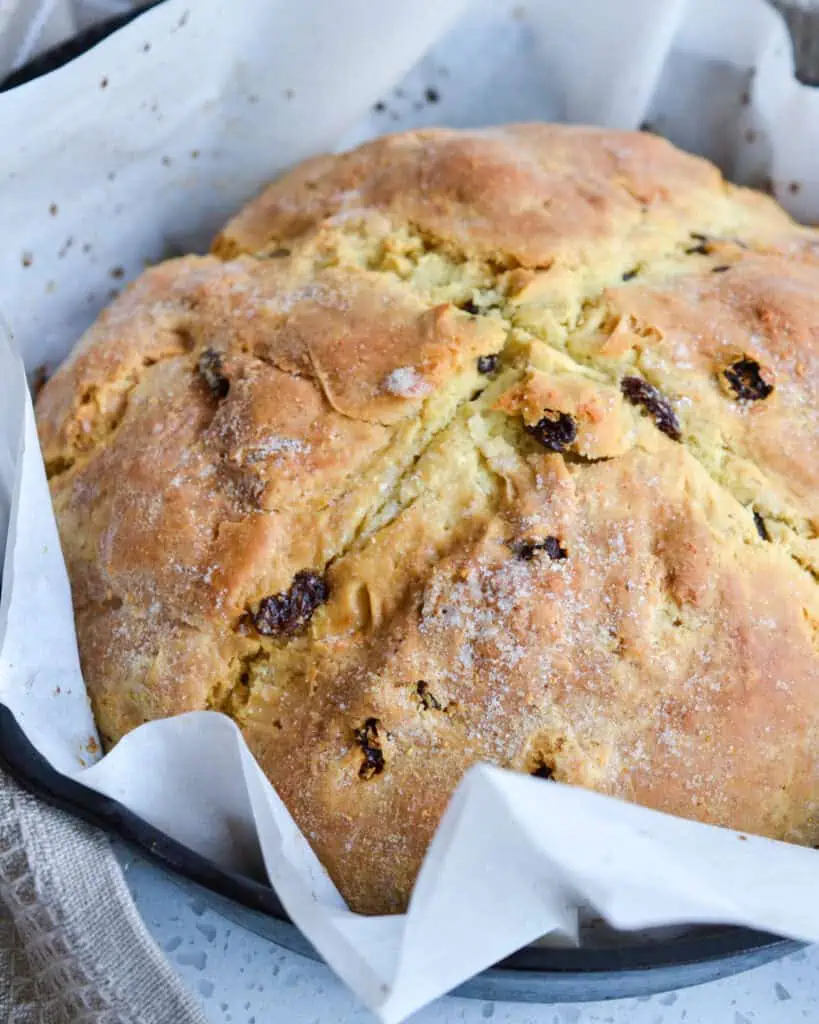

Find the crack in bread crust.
xmin=35 ymin=124 xmax=819 ymax=915
xmin=43 ymin=350 xmax=190 ymax=480
xmin=217 ymin=173 xmax=819 ymax=570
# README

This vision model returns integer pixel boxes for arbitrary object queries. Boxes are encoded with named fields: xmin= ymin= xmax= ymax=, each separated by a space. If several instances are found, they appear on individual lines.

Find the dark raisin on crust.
xmin=416 ymin=681 xmax=442 ymax=711
xmin=252 ymin=570 xmax=329 ymax=637
xmin=711 ymin=265 xmax=731 ymax=273
xmin=511 ymin=537 xmax=567 ymax=561
xmin=267 ymin=247 xmax=291 ymax=258
xmin=620 ymin=376 xmax=682 ymax=441
xmin=685 ymin=232 xmax=711 ymax=256
xmin=355 ymin=718 xmax=385 ymax=779
xmin=198 ymin=348 xmax=230 ymax=399
xmin=525 ymin=410 xmax=577 ymax=452
xmin=621 ymin=268 xmax=639 ymax=281
xmin=753 ymin=510 xmax=770 ymax=541
xmin=461 ymin=299 xmax=480 ymax=315
xmin=477 ymin=353 xmax=499 ymax=374
xmin=531 ymin=761 xmax=555 ymax=780
xmin=723 ymin=357 xmax=774 ymax=401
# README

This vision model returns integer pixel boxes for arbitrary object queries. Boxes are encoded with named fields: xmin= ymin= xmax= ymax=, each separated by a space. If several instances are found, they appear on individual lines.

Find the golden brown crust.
xmin=213 ymin=125 xmax=788 ymax=268
xmin=571 ymin=250 xmax=819 ymax=532
xmin=36 ymin=125 xmax=819 ymax=913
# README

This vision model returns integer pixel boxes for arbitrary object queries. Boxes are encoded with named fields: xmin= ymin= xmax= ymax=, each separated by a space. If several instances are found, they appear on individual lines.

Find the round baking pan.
xmin=0 ymin=702 xmax=801 ymax=1003
xmin=0 ymin=8 xmax=804 ymax=1004
xmin=0 ymin=4 xmax=163 ymax=93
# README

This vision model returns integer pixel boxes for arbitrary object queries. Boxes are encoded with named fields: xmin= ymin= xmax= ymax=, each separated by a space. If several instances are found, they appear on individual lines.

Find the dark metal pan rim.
xmin=0 ymin=703 xmax=800 ymax=983
xmin=0 ymin=3 xmax=163 ymax=94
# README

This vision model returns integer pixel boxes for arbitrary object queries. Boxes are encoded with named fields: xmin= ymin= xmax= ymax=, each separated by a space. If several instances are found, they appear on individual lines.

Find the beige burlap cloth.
xmin=0 ymin=772 xmax=206 ymax=1023
xmin=0 ymin=3 xmax=816 ymax=1022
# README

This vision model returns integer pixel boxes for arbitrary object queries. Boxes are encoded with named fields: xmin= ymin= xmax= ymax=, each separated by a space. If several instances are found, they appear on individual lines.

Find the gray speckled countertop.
xmin=120 ymin=851 xmax=819 ymax=1024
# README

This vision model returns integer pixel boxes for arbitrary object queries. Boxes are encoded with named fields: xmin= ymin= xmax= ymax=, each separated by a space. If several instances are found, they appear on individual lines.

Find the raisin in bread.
xmin=36 ymin=125 xmax=819 ymax=914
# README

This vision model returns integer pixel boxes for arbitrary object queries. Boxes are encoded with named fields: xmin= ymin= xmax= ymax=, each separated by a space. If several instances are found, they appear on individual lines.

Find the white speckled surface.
xmin=118 ymin=850 xmax=819 ymax=1024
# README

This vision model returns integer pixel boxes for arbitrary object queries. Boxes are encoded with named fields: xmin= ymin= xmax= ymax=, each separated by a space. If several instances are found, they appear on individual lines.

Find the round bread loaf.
xmin=36 ymin=125 xmax=819 ymax=914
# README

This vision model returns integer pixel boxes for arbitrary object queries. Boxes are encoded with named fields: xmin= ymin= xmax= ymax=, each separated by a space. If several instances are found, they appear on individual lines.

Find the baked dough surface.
xmin=36 ymin=126 xmax=819 ymax=913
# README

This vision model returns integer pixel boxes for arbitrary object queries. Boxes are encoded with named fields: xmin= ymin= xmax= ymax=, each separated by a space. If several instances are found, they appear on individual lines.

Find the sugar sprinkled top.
xmin=242 ymin=436 xmax=310 ymax=463
xmin=382 ymin=366 xmax=431 ymax=398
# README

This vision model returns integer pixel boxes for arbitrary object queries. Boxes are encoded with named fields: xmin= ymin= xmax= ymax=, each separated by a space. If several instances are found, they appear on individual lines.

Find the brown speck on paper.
xmin=31 ymin=365 xmax=48 ymax=399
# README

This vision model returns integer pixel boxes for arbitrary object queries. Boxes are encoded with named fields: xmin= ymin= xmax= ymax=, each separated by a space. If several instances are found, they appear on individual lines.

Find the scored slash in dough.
xmin=36 ymin=125 xmax=819 ymax=914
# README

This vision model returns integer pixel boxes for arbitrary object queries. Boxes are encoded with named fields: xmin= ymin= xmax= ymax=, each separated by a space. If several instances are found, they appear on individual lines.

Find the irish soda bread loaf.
xmin=36 ymin=125 xmax=819 ymax=914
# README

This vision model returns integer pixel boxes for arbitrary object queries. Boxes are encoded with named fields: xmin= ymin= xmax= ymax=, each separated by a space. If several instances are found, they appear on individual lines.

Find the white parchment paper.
xmin=2 ymin=1 xmax=819 ymax=1020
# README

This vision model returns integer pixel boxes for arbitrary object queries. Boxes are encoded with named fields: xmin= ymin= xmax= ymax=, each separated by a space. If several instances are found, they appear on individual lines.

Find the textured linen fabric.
xmin=0 ymin=771 xmax=206 ymax=1023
